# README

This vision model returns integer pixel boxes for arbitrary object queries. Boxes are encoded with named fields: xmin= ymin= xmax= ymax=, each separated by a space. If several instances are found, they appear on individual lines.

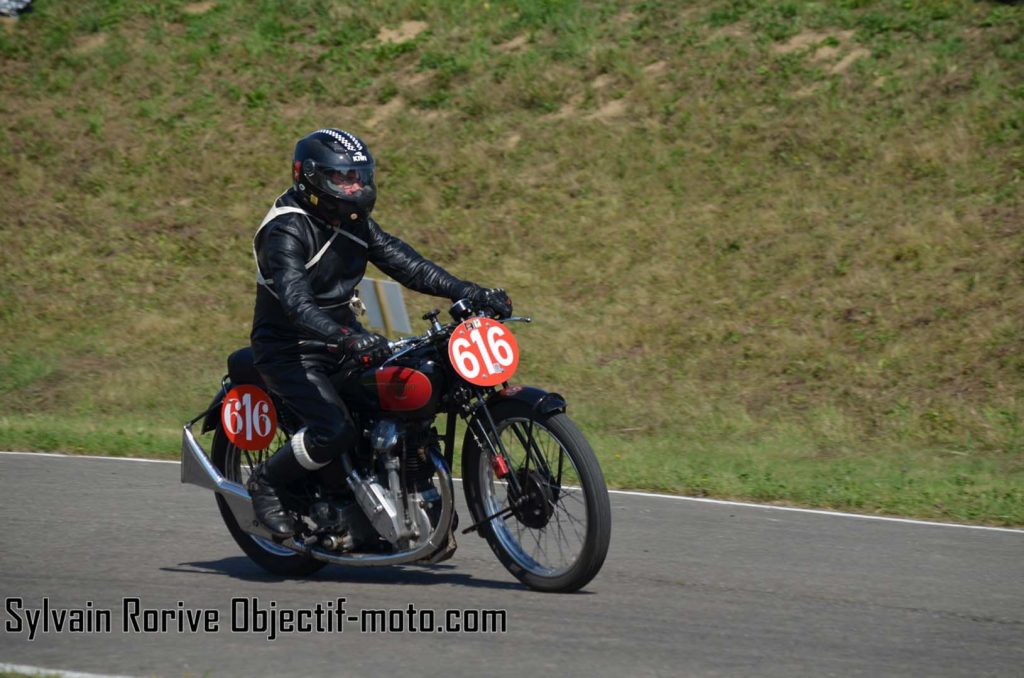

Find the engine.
xmin=309 ymin=418 xmax=443 ymax=554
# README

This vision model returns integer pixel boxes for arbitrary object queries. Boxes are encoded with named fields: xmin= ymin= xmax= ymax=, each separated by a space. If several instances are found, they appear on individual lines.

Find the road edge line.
xmin=2 ymin=450 xmax=1021 ymax=534
xmin=0 ymin=663 xmax=136 ymax=678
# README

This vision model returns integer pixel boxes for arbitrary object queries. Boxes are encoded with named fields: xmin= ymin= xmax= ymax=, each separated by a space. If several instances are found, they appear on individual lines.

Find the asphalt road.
xmin=0 ymin=452 xmax=1021 ymax=678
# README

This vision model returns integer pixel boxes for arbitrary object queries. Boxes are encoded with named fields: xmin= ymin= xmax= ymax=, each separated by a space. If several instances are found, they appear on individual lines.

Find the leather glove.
xmin=339 ymin=332 xmax=391 ymax=367
xmin=468 ymin=287 xmax=513 ymax=318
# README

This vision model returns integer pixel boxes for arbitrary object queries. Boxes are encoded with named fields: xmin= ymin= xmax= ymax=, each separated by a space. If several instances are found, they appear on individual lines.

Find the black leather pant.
xmin=255 ymin=352 xmax=357 ymax=468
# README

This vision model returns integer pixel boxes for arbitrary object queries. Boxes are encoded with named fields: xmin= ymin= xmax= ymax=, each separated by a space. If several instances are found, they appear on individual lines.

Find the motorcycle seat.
xmin=227 ymin=346 xmax=267 ymax=390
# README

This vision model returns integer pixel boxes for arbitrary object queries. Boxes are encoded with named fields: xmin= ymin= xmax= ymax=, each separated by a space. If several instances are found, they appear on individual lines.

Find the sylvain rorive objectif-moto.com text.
xmin=3 ymin=596 xmax=507 ymax=641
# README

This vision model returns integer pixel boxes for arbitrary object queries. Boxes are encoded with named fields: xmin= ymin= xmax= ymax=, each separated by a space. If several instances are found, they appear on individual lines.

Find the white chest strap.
xmin=252 ymin=202 xmax=368 ymax=298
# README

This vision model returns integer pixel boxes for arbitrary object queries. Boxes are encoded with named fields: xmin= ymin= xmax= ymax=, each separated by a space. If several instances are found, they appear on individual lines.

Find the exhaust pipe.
xmin=180 ymin=423 xmax=273 ymax=540
xmin=287 ymin=451 xmax=456 ymax=567
xmin=182 ymin=421 xmax=456 ymax=565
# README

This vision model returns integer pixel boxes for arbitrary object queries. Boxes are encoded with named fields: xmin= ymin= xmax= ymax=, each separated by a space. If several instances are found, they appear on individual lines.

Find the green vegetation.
xmin=1 ymin=0 xmax=1021 ymax=524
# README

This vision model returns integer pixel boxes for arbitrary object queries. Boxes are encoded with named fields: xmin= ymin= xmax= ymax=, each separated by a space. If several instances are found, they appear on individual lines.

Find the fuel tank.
xmin=357 ymin=356 xmax=446 ymax=419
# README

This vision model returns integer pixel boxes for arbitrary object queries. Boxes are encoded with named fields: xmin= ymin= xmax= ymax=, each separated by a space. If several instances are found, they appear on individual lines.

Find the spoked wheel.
xmin=462 ymin=400 xmax=611 ymax=592
xmin=211 ymin=426 xmax=326 ymax=577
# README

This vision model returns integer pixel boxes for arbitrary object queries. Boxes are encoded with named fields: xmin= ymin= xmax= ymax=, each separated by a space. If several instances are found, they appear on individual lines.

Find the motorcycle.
xmin=180 ymin=298 xmax=611 ymax=593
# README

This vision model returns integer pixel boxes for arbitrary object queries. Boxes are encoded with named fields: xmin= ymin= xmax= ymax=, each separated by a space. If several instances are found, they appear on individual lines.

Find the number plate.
xmin=447 ymin=317 xmax=520 ymax=387
xmin=221 ymin=385 xmax=278 ymax=451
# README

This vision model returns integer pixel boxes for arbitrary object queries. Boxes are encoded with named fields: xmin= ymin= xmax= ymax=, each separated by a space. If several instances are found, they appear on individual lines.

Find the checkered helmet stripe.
xmin=312 ymin=128 xmax=364 ymax=153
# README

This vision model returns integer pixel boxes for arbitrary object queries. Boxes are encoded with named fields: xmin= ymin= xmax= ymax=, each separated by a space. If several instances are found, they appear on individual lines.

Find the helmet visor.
xmin=306 ymin=161 xmax=376 ymax=202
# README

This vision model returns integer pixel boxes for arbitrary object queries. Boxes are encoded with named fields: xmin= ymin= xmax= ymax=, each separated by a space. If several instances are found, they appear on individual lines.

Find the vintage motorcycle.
xmin=180 ymin=298 xmax=611 ymax=593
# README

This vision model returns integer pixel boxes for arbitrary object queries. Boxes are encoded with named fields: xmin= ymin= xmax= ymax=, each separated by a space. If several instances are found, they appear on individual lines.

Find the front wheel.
xmin=211 ymin=426 xmax=326 ymax=577
xmin=462 ymin=400 xmax=611 ymax=592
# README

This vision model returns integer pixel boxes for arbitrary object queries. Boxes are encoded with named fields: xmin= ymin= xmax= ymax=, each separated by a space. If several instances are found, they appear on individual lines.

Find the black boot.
xmin=247 ymin=440 xmax=308 ymax=539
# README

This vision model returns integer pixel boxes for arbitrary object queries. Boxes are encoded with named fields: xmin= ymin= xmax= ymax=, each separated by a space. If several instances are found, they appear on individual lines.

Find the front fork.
xmin=458 ymin=386 xmax=566 ymax=535
xmin=441 ymin=396 xmax=516 ymax=481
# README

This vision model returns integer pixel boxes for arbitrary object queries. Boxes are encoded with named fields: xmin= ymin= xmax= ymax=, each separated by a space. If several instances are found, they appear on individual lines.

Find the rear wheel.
xmin=211 ymin=426 xmax=326 ymax=577
xmin=462 ymin=400 xmax=611 ymax=592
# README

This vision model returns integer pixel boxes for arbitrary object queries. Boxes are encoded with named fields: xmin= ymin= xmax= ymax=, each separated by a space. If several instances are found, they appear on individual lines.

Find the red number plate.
xmin=448 ymin=317 xmax=520 ymax=387
xmin=221 ymin=385 xmax=278 ymax=451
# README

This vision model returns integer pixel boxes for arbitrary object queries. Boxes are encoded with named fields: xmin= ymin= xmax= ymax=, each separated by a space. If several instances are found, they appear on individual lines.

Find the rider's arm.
xmin=258 ymin=222 xmax=346 ymax=341
xmin=366 ymin=218 xmax=478 ymax=300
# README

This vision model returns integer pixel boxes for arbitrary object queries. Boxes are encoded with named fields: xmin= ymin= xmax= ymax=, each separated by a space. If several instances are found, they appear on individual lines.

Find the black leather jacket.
xmin=251 ymin=189 xmax=476 ymax=360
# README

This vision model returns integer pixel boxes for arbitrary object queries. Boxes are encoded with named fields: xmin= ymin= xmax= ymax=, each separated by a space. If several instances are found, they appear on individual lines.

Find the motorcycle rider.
xmin=248 ymin=128 xmax=512 ymax=540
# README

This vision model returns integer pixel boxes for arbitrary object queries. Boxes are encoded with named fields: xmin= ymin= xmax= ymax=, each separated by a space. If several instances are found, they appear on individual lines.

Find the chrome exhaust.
xmin=180 ymin=423 xmax=274 ymax=540
xmin=181 ymin=420 xmax=455 ymax=565
xmin=285 ymin=451 xmax=456 ymax=567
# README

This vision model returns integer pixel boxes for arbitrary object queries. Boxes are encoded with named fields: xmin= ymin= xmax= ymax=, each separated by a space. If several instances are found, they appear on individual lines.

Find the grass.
xmin=0 ymin=0 xmax=1022 ymax=524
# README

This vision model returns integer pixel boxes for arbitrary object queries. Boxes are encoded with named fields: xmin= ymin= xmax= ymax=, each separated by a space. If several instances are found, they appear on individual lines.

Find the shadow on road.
xmin=162 ymin=557 xmax=528 ymax=591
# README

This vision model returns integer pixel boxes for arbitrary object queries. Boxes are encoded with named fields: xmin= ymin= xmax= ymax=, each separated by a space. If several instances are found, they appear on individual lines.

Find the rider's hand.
xmin=469 ymin=287 xmax=513 ymax=318
xmin=339 ymin=332 xmax=391 ymax=367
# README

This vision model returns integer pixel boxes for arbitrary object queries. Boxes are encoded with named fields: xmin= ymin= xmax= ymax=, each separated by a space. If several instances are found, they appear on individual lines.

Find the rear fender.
xmin=200 ymin=381 xmax=230 ymax=434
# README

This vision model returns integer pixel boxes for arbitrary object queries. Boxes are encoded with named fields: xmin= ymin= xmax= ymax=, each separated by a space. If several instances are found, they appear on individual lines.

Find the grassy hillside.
xmin=1 ymin=0 xmax=1022 ymax=524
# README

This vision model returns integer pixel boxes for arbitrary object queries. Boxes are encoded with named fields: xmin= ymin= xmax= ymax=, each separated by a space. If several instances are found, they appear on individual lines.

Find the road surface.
xmin=0 ymin=452 xmax=1021 ymax=677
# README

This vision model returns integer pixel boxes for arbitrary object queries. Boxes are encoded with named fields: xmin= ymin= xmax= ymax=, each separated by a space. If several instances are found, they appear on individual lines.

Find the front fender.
xmin=461 ymin=386 xmax=567 ymax=528
xmin=463 ymin=386 xmax=566 ymax=460
xmin=487 ymin=385 xmax=566 ymax=417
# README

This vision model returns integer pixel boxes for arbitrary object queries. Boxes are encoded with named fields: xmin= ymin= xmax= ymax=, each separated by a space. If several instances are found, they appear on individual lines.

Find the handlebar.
xmin=300 ymin=300 xmax=531 ymax=367
xmin=380 ymin=313 xmax=530 ymax=367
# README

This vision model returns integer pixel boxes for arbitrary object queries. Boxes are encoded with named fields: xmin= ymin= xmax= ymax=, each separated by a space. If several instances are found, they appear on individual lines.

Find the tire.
xmin=462 ymin=400 xmax=611 ymax=592
xmin=211 ymin=426 xmax=326 ymax=578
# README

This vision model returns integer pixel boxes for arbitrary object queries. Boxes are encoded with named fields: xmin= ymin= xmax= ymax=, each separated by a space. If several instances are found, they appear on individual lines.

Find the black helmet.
xmin=292 ymin=129 xmax=377 ymax=222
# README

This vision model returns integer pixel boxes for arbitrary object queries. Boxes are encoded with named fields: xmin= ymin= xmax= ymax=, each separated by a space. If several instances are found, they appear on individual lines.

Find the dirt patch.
xmin=812 ymin=45 xmax=841 ymax=62
xmin=399 ymin=70 xmax=430 ymax=88
xmin=678 ymin=6 xmax=703 ymax=21
xmin=713 ymin=24 xmax=749 ymax=39
xmin=502 ymin=133 xmax=521 ymax=150
xmin=280 ymin=97 xmax=313 ymax=122
xmin=420 ymin=109 xmax=449 ymax=123
xmin=73 ymin=33 xmax=108 ymax=54
xmin=378 ymin=21 xmax=428 ymax=45
xmin=182 ymin=1 xmax=217 ymax=15
xmin=328 ymin=3 xmax=354 ymax=21
xmin=549 ymin=92 xmax=583 ymax=120
xmin=496 ymin=35 xmax=528 ymax=53
xmin=589 ymin=98 xmax=628 ymax=122
xmin=592 ymin=74 xmax=615 ymax=89
xmin=366 ymin=96 xmax=405 ymax=128
xmin=793 ymin=83 xmax=824 ymax=99
xmin=774 ymin=30 xmax=828 ymax=54
xmin=779 ymin=29 xmax=869 ymax=96
xmin=830 ymin=48 xmax=870 ymax=74
xmin=614 ymin=11 xmax=637 ymax=25
xmin=644 ymin=60 xmax=669 ymax=76
xmin=774 ymin=29 xmax=854 ymax=55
